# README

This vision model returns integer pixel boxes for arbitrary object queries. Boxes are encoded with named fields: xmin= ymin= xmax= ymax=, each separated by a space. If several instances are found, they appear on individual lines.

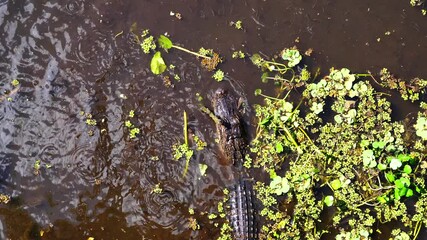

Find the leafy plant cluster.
xmin=172 ymin=111 xmax=208 ymax=178
xmin=379 ymin=68 xmax=427 ymax=102
xmin=245 ymin=48 xmax=427 ymax=239
xmin=134 ymin=28 xmax=222 ymax=78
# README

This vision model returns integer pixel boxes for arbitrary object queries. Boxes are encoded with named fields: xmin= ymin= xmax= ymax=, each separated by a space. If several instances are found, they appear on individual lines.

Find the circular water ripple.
xmin=64 ymin=0 xmax=85 ymax=15
xmin=73 ymin=29 xmax=115 ymax=77
xmin=145 ymin=189 xmax=182 ymax=227
xmin=72 ymin=144 xmax=105 ymax=185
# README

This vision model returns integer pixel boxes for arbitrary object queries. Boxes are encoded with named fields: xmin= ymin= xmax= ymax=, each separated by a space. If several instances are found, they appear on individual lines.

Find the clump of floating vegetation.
xmin=133 ymin=28 xmax=222 ymax=76
xmin=213 ymin=47 xmax=427 ymax=239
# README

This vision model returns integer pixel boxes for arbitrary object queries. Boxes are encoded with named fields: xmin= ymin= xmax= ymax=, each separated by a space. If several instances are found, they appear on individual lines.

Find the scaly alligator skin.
xmin=228 ymin=179 xmax=259 ymax=240
xmin=212 ymin=88 xmax=245 ymax=165
xmin=212 ymin=88 xmax=259 ymax=240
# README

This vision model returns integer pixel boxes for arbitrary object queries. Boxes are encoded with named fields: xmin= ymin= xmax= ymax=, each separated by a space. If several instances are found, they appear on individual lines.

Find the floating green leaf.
xmin=261 ymin=72 xmax=269 ymax=83
xmin=399 ymin=177 xmax=410 ymax=187
xmin=414 ymin=116 xmax=427 ymax=140
xmin=359 ymin=229 xmax=370 ymax=238
xmin=377 ymin=195 xmax=388 ymax=204
xmin=158 ymin=35 xmax=173 ymax=51
xmin=324 ymin=195 xmax=334 ymax=207
xmin=372 ymin=141 xmax=386 ymax=149
xmin=398 ymin=187 xmax=407 ymax=197
xmin=34 ymin=159 xmax=41 ymax=172
xmin=394 ymin=188 xmax=401 ymax=200
xmin=250 ymin=54 xmax=264 ymax=67
xmin=281 ymin=48 xmax=302 ymax=67
xmin=150 ymin=51 xmax=167 ymax=75
xmin=330 ymin=179 xmax=342 ymax=190
xmin=269 ymin=169 xmax=277 ymax=179
xmin=406 ymin=188 xmax=414 ymax=197
xmin=397 ymin=154 xmax=411 ymax=162
xmin=403 ymin=165 xmax=412 ymax=174
xmin=377 ymin=163 xmax=387 ymax=171
xmin=395 ymin=179 xmax=405 ymax=189
xmin=259 ymin=116 xmax=271 ymax=126
xmin=275 ymin=142 xmax=284 ymax=153
xmin=360 ymin=140 xmax=370 ymax=148
xmin=362 ymin=149 xmax=376 ymax=168
xmin=334 ymin=115 xmax=343 ymax=124
xmin=385 ymin=172 xmax=395 ymax=183
xmin=269 ymin=176 xmax=290 ymax=195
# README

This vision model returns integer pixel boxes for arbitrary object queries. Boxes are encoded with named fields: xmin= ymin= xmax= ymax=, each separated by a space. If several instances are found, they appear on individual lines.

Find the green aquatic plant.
xmin=85 ymin=119 xmax=96 ymax=126
xmin=129 ymin=110 xmax=135 ymax=118
xmin=124 ymin=111 xmax=140 ymax=139
xmin=281 ymin=48 xmax=302 ymax=68
xmin=198 ymin=47 xmax=213 ymax=57
xmin=151 ymin=183 xmax=163 ymax=194
xmin=189 ymin=217 xmax=200 ymax=231
xmin=323 ymin=195 xmax=334 ymax=207
xmin=150 ymin=51 xmax=167 ymax=75
xmin=172 ymin=111 xmax=195 ymax=178
xmin=242 ymin=47 xmax=427 ymax=239
xmin=250 ymin=49 xmax=310 ymax=93
xmin=379 ymin=68 xmax=427 ymax=102
xmin=146 ymin=34 xmax=220 ymax=74
xmin=193 ymin=135 xmax=207 ymax=150
xmin=212 ymin=69 xmax=225 ymax=82
xmin=141 ymin=35 xmax=156 ymax=54
xmin=232 ymin=50 xmax=245 ymax=59
xmin=269 ymin=171 xmax=290 ymax=195
xmin=415 ymin=115 xmax=427 ymax=140
xmin=129 ymin=128 xmax=140 ymax=139
xmin=11 ymin=79 xmax=19 ymax=87
xmin=158 ymin=35 xmax=211 ymax=59
xmin=230 ymin=20 xmax=243 ymax=30
xmin=34 ymin=159 xmax=41 ymax=175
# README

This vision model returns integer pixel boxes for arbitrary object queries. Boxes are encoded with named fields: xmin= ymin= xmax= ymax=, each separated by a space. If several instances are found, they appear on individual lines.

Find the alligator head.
xmin=212 ymin=88 xmax=246 ymax=165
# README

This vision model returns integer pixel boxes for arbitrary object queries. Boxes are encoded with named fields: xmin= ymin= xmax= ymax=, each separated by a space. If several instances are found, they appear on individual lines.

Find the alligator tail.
xmin=228 ymin=179 xmax=259 ymax=240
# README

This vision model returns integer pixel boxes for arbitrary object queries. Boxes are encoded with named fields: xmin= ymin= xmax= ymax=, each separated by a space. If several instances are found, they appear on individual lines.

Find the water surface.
xmin=0 ymin=0 xmax=426 ymax=239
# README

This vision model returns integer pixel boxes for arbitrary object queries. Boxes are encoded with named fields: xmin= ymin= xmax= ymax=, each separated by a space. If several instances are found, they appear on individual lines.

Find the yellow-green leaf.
xmin=150 ymin=51 xmax=167 ymax=75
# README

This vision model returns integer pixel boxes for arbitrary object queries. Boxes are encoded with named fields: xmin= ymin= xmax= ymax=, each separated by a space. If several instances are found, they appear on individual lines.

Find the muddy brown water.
xmin=0 ymin=0 xmax=426 ymax=239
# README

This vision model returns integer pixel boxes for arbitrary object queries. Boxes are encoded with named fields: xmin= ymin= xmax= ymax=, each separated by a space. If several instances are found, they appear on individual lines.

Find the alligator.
xmin=212 ymin=88 xmax=259 ymax=240
xmin=212 ymin=88 xmax=246 ymax=166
